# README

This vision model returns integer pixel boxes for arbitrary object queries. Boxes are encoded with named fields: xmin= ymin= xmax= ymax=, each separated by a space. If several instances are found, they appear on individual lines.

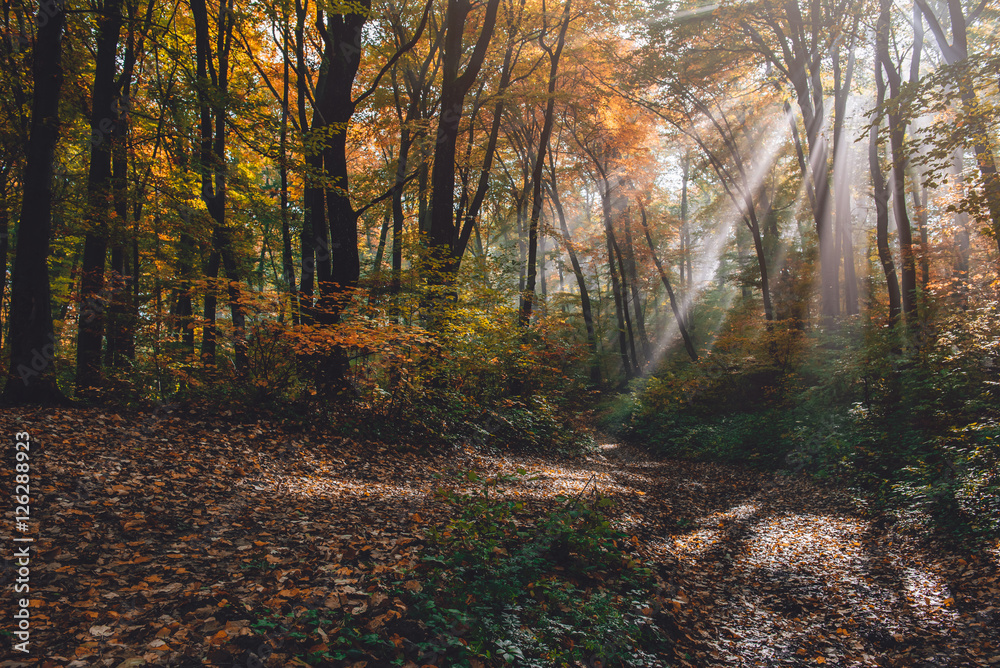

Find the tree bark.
xmin=191 ymin=0 xmax=246 ymax=368
xmin=427 ymin=0 xmax=502 ymax=290
xmin=519 ymin=0 xmax=570 ymax=326
xmin=877 ymin=0 xmax=918 ymax=324
xmin=869 ymin=51 xmax=902 ymax=327
xmin=916 ymin=0 xmax=1000 ymax=257
xmin=622 ymin=210 xmax=651 ymax=363
xmin=637 ymin=199 xmax=697 ymax=362
xmin=832 ymin=33 xmax=859 ymax=315
xmin=76 ymin=0 xmax=124 ymax=392
xmin=3 ymin=0 xmax=69 ymax=404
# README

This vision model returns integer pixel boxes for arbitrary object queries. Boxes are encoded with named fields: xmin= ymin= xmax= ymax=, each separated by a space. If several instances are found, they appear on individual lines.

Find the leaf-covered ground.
xmin=1 ymin=407 xmax=998 ymax=667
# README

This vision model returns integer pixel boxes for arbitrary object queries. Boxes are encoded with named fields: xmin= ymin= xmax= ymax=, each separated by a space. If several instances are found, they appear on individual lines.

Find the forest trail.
xmin=1 ymin=407 xmax=998 ymax=667
xmin=575 ymin=443 xmax=1000 ymax=667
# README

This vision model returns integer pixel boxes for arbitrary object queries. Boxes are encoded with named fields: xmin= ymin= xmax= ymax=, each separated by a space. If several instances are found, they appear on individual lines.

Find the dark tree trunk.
xmin=519 ymin=0 xmax=570 ymax=326
xmin=622 ymin=213 xmax=651 ymax=363
xmin=869 ymin=50 xmax=902 ymax=327
xmin=279 ymin=19 xmax=296 ymax=324
xmin=191 ymin=0 xmax=245 ymax=368
xmin=546 ymin=175 xmax=599 ymax=383
xmin=295 ymin=0 xmax=316 ymax=323
xmin=3 ymin=0 xmax=68 ymax=404
xmin=427 ymin=0 xmax=502 ymax=288
xmin=76 ymin=0 xmax=124 ymax=392
xmin=106 ymin=8 xmax=145 ymax=371
xmin=877 ymin=0 xmax=918 ymax=325
xmin=637 ymin=199 xmax=697 ymax=362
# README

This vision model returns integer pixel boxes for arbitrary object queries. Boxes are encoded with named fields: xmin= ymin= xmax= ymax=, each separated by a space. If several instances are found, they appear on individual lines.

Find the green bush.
xmin=409 ymin=470 xmax=670 ymax=667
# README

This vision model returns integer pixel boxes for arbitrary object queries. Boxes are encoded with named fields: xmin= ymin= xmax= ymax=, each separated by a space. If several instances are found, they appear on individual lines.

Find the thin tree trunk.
xmin=680 ymin=152 xmax=693 ymax=288
xmin=546 ymin=173 xmax=599 ymax=383
xmin=279 ymin=18 xmax=296 ymax=324
xmin=637 ymin=199 xmax=697 ymax=361
xmin=878 ymin=0 xmax=918 ymax=324
xmin=611 ymin=227 xmax=639 ymax=375
xmin=870 ymin=52 xmax=902 ymax=327
xmin=622 ymin=211 xmax=651 ymax=363
xmin=519 ymin=0 xmax=570 ymax=326
xmin=106 ymin=10 xmax=144 ymax=370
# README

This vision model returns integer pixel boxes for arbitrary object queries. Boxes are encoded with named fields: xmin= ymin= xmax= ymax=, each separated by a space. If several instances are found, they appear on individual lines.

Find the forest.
xmin=1 ymin=0 xmax=999 ymax=665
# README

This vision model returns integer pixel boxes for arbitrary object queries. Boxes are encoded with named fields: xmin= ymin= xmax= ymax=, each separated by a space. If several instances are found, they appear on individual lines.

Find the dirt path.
xmin=1 ymin=408 xmax=997 ymax=667
xmin=523 ymin=441 xmax=1000 ymax=667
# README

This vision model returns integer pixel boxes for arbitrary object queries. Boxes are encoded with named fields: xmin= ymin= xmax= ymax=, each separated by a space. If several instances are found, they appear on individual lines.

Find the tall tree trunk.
xmin=611 ymin=226 xmax=639 ymax=375
xmin=76 ymin=0 xmax=124 ymax=392
xmin=832 ymin=34 xmax=859 ymax=315
xmin=519 ymin=0 xmax=570 ymax=326
xmin=637 ymin=199 xmax=697 ymax=362
xmin=314 ymin=3 xmax=370 ymax=323
xmin=106 ymin=8 xmax=145 ymax=370
xmin=679 ymin=152 xmax=693 ymax=288
xmin=596 ymin=182 xmax=633 ymax=379
xmin=279 ymin=18 xmax=296 ymax=324
xmin=427 ymin=0 xmax=501 ymax=290
xmin=295 ymin=0 xmax=316 ymax=323
xmin=869 ymin=52 xmax=902 ymax=327
xmin=3 ymin=0 xmax=68 ymax=404
xmin=622 ymin=212 xmax=651 ymax=363
xmin=192 ymin=0 xmax=246 ymax=368
xmin=547 ymin=180 xmax=598 ymax=383
xmin=916 ymin=0 xmax=1000 ymax=257
xmin=877 ymin=0 xmax=918 ymax=325
xmin=951 ymin=149 xmax=970 ymax=284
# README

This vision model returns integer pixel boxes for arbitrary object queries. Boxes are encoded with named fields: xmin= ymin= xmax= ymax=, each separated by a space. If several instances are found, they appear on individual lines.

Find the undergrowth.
xmin=606 ymin=306 xmax=1000 ymax=545
xmin=409 ymin=470 xmax=670 ymax=666
xmin=248 ymin=470 xmax=671 ymax=667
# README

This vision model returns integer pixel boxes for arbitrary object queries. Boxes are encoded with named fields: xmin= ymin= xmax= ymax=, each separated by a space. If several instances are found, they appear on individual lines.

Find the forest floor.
xmin=1 ymin=406 xmax=999 ymax=667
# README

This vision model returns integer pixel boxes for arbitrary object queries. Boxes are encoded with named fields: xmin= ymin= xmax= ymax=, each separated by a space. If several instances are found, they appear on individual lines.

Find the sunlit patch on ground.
xmin=900 ymin=565 xmax=958 ymax=617
xmin=243 ymin=475 xmax=428 ymax=502
xmin=671 ymin=527 xmax=725 ymax=556
xmin=670 ymin=502 xmax=760 ymax=557
xmin=742 ymin=513 xmax=866 ymax=574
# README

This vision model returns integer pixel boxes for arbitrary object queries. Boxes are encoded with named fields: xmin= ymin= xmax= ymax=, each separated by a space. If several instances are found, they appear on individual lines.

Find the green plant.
xmin=408 ymin=470 xmax=669 ymax=666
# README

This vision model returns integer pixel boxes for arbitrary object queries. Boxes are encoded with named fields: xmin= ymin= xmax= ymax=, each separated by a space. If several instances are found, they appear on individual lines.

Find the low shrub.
xmin=408 ymin=470 xmax=670 ymax=666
